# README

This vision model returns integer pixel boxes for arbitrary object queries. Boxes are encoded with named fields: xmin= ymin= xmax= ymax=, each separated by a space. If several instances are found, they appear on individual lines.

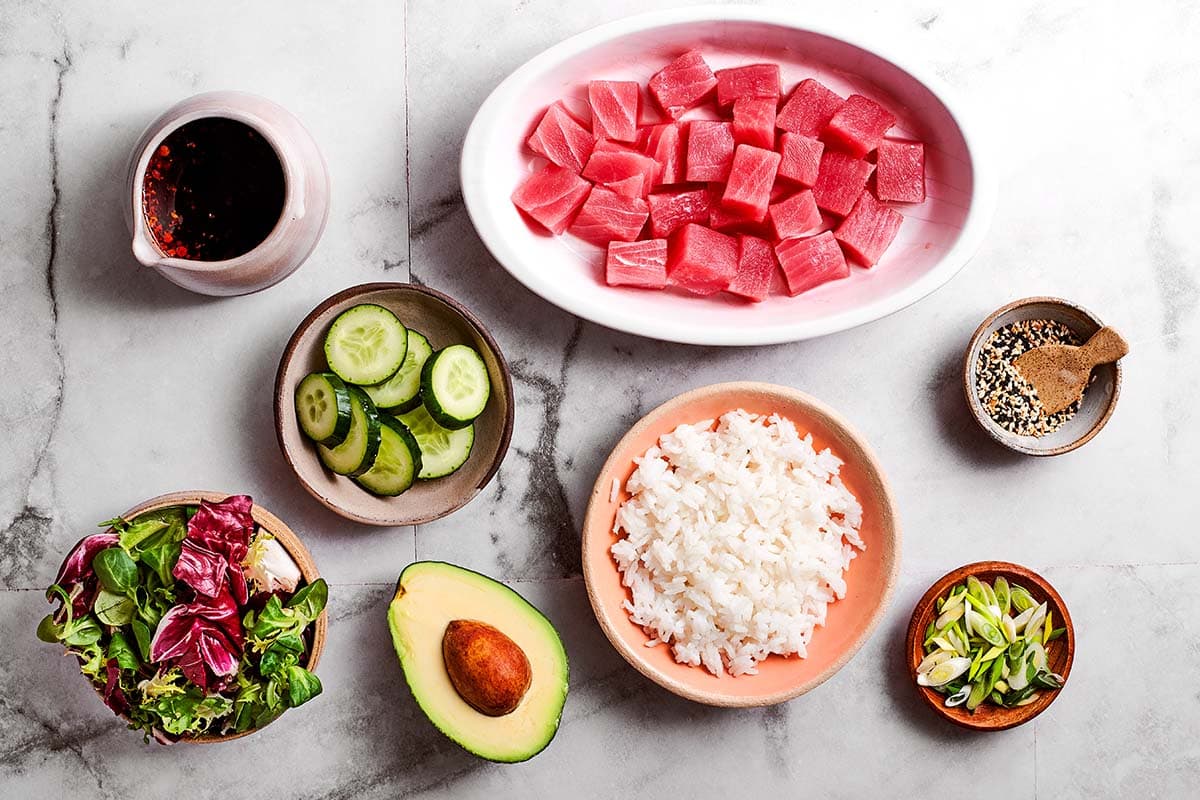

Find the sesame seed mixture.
xmin=975 ymin=319 xmax=1083 ymax=437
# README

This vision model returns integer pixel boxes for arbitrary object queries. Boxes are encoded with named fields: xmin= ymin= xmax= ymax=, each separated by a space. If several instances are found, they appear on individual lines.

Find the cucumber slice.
xmin=420 ymin=345 xmax=491 ymax=430
xmin=397 ymin=406 xmax=475 ymax=479
xmin=324 ymin=304 xmax=408 ymax=385
xmin=294 ymin=372 xmax=352 ymax=447
xmin=363 ymin=330 xmax=433 ymax=413
xmin=355 ymin=416 xmax=422 ymax=496
xmin=318 ymin=387 xmax=382 ymax=477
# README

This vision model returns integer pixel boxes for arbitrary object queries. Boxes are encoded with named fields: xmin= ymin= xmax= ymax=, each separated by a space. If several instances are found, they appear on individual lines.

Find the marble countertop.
xmin=1 ymin=0 xmax=1197 ymax=797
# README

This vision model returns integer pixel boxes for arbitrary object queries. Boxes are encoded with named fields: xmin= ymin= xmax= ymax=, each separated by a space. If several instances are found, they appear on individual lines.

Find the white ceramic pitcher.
xmin=124 ymin=91 xmax=331 ymax=296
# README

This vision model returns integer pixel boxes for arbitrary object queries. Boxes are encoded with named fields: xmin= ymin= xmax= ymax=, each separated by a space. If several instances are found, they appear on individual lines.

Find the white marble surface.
xmin=1 ymin=0 xmax=1197 ymax=796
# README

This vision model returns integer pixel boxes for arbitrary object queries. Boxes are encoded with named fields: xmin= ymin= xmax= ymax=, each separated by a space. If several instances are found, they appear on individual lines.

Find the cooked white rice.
xmin=611 ymin=409 xmax=864 ymax=677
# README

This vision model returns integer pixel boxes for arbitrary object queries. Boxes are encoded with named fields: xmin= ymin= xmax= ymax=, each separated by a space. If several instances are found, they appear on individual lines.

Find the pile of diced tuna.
xmin=511 ymin=50 xmax=926 ymax=301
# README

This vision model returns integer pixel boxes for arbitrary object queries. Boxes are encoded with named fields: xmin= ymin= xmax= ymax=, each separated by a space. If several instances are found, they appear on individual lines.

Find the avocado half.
xmin=387 ymin=561 xmax=569 ymax=763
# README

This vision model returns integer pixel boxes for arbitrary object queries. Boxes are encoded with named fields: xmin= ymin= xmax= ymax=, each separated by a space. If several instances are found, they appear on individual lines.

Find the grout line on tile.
xmin=402 ymin=0 xmax=412 ymax=282
xmin=1046 ymin=561 xmax=1200 ymax=570
xmin=1033 ymin=720 xmax=1039 ymax=799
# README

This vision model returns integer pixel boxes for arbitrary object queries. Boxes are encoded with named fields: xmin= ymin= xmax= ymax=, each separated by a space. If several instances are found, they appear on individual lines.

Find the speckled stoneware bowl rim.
xmin=273 ymin=282 xmax=515 ymax=526
xmin=66 ymin=490 xmax=327 ymax=744
xmin=582 ymin=381 xmax=901 ymax=707
xmin=905 ymin=561 xmax=1074 ymax=731
xmin=962 ymin=296 xmax=1123 ymax=456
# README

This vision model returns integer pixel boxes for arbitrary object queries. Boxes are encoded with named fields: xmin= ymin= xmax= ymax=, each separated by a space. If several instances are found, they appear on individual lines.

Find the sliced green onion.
xmin=944 ymin=685 xmax=970 ymax=707
xmin=917 ymin=576 xmax=1066 ymax=713
xmin=993 ymin=576 xmax=1011 ymax=616
xmin=935 ymin=603 xmax=965 ymax=630
xmin=1010 ymin=584 xmax=1035 ymax=613
xmin=917 ymin=650 xmax=954 ymax=675
xmin=918 ymin=657 xmax=972 ymax=687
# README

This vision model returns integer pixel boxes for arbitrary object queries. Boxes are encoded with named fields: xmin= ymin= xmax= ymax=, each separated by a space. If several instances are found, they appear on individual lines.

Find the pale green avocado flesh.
xmin=387 ymin=561 xmax=568 ymax=763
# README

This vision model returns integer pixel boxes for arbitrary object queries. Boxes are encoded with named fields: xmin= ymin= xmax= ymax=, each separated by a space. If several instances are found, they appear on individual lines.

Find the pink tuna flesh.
xmin=526 ymin=102 xmax=595 ymax=173
xmin=834 ymin=190 xmax=904 ymax=267
xmin=588 ymin=81 xmax=641 ymax=143
xmin=721 ymin=145 xmax=781 ymax=222
xmin=511 ymin=164 xmax=592 ymax=234
xmin=648 ymin=50 xmax=717 ymax=118
xmin=569 ymin=185 xmax=650 ymax=245
xmin=776 ymin=231 xmax=850 ymax=296
xmin=875 ymin=139 xmax=925 ymax=203
xmin=685 ymin=120 xmax=735 ymax=183
xmin=776 ymin=79 xmax=844 ymax=137
xmin=606 ymin=239 xmax=668 ymax=288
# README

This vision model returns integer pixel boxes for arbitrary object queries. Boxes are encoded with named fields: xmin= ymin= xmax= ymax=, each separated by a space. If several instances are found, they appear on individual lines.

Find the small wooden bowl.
xmin=905 ymin=561 xmax=1074 ymax=731
xmin=62 ymin=491 xmax=327 ymax=744
xmin=274 ymin=283 xmax=514 ymax=526
xmin=963 ymin=296 xmax=1122 ymax=456
xmin=582 ymin=382 xmax=901 ymax=707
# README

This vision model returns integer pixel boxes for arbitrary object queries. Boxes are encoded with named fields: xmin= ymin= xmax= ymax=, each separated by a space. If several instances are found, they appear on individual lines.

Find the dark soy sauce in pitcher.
xmin=142 ymin=117 xmax=286 ymax=262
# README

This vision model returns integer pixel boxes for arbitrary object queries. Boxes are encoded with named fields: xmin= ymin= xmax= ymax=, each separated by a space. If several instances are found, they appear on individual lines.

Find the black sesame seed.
xmin=975 ymin=319 xmax=1084 ymax=437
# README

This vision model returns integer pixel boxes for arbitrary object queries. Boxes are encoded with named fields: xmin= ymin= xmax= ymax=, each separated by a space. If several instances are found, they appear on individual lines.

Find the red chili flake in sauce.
xmin=141 ymin=118 xmax=285 ymax=262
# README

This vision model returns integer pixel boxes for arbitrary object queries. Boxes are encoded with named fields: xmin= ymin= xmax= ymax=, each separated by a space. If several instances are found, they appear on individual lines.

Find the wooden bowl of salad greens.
xmin=906 ymin=561 xmax=1073 ymax=731
xmin=37 ymin=491 xmax=328 ymax=744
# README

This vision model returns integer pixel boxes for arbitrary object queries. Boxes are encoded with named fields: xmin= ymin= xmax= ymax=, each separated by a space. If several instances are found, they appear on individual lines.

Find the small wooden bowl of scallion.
xmin=905 ymin=562 xmax=1074 ymax=731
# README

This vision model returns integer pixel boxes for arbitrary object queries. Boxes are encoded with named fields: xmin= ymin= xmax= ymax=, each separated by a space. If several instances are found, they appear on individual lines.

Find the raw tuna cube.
xmin=811 ymin=151 xmax=874 ymax=216
xmin=526 ymin=102 xmax=595 ymax=173
xmin=595 ymin=136 xmax=648 ymax=152
xmin=569 ymin=186 xmax=649 ymax=245
xmin=588 ymin=81 xmax=641 ymax=143
xmin=709 ymin=203 xmax=755 ymax=233
xmin=824 ymin=94 xmax=896 ymax=158
xmin=714 ymin=64 xmax=781 ymax=108
xmin=648 ymin=50 xmax=717 ymax=118
xmin=667 ymin=223 xmax=738 ymax=295
xmin=834 ymin=190 xmax=904 ymax=266
xmin=727 ymin=235 xmax=779 ymax=302
xmin=722 ymin=145 xmax=781 ymax=222
xmin=776 ymin=133 xmax=824 ymax=187
xmin=606 ymin=175 xmax=647 ymax=198
xmin=643 ymin=122 xmax=686 ymax=186
xmin=686 ymin=121 xmax=735 ymax=182
xmin=606 ymin=239 xmax=668 ymax=288
xmin=732 ymin=97 xmax=777 ymax=150
xmin=511 ymin=163 xmax=592 ymax=235
xmin=769 ymin=190 xmax=823 ymax=240
xmin=647 ymin=188 xmax=710 ymax=238
xmin=776 ymin=79 xmax=844 ymax=137
xmin=582 ymin=148 xmax=658 ymax=198
xmin=875 ymin=139 xmax=925 ymax=203
xmin=775 ymin=232 xmax=850 ymax=296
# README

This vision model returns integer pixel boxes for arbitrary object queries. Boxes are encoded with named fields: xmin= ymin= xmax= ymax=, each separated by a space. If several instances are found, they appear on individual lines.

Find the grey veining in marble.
xmin=2 ymin=0 xmax=1198 ymax=797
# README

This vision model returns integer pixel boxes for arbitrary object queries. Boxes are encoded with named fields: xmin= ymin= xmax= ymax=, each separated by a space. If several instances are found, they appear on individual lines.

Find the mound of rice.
xmin=611 ymin=409 xmax=864 ymax=677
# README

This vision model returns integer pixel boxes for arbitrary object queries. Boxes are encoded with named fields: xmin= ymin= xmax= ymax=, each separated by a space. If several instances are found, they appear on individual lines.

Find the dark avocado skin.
xmin=388 ymin=561 xmax=569 ymax=763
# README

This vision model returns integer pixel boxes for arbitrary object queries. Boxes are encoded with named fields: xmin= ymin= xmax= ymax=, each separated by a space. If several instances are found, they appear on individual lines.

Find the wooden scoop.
xmin=1013 ymin=326 xmax=1129 ymax=415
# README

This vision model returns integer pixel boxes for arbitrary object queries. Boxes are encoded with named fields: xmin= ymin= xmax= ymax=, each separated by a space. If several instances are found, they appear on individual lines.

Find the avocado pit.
xmin=442 ymin=619 xmax=532 ymax=716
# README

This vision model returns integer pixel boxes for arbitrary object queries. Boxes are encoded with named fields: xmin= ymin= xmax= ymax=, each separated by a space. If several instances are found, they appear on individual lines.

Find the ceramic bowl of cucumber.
xmin=274 ymin=283 xmax=514 ymax=526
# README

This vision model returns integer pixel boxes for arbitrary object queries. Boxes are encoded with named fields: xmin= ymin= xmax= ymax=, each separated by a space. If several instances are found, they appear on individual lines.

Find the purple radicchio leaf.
xmin=148 ymin=587 xmax=243 ymax=692
xmin=183 ymin=496 xmax=254 ymax=604
xmin=102 ymin=658 xmax=129 ymax=716
xmin=51 ymin=533 xmax=120 ymax=593
xmin=50 ymin=533 xmax=120 ymax=621
xmin=172 ymin=540 xmax=228 ymax=599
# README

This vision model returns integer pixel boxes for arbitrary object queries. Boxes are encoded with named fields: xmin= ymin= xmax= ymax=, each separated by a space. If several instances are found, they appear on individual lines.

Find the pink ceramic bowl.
xmin=581 ymin=382 xmax=901 ymax=706
xmin=462 ymin=7 xmax=995 ymax=346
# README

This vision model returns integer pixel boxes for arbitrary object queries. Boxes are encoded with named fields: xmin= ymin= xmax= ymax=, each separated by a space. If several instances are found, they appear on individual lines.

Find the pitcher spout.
xmin=131 ymin=232 xmax=165 ymax=269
